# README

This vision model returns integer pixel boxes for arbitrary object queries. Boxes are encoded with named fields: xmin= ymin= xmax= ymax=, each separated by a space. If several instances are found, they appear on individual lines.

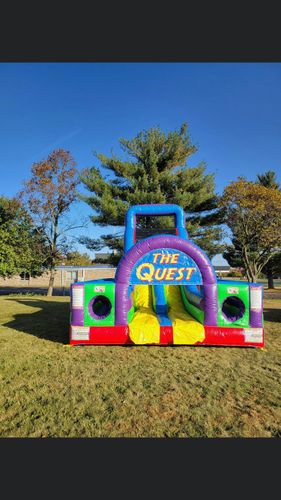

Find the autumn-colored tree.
xmin=224 ymin=170 xmax=281 ymax=288
xmin=220 ymin=178 xmax=281 ymax=282
xmin=257 ymin=170 xmax=280 ymax=288
xmin=21 ymin=149 xmax=80 ymax=296
xmin=80 ymin=124 xmax=224 ymax=264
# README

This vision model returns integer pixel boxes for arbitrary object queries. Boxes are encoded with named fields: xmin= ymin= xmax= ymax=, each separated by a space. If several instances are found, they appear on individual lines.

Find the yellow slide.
xmin=129 ymin=285 xmax=160 ymax=344
xmin=165 ymin=286 xmax=205 ymax=344
xmin=128 ymin=284 xmax=205 ymax=345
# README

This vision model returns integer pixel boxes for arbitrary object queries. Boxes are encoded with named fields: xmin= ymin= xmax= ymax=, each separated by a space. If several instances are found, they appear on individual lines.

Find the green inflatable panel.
xmin=217 ymin=282 xmax=250 ymax=328
xmin=84 ymin=281 xmax=115 ymax=326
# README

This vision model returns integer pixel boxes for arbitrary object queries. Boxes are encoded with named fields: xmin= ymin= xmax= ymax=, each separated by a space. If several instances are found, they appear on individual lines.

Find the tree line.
xmin=1 ymin=123 xmax=280 ymax=295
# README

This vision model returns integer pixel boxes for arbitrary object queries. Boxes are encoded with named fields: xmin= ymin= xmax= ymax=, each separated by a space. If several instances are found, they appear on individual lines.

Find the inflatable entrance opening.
xmin=70 ymin=204 xmax=264 ymax=347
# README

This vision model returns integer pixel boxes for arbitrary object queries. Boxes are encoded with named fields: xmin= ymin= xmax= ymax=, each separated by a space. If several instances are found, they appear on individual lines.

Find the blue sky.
xmin=1 ymin=63 xmax=281 ymax=265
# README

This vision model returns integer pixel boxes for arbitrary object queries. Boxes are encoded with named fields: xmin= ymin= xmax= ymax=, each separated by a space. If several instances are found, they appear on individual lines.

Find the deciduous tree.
xmin=220 ymin=178 xmax=281 ymax=282
xmin=0 ymin=196 xmax=48 ymax=278
xmin=257 ymin=170 xmax=280 ymax=288
xmin=21 ymin=149 xmax=80 ymax=296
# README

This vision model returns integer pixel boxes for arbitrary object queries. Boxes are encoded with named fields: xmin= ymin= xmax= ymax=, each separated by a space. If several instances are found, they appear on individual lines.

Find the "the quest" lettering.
xmin=135 ymin=252 xmax=197 ymax=282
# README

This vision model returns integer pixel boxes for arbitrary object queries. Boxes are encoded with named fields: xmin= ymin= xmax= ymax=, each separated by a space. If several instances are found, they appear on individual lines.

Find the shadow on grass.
xmin=263 ymin=308 xmax=281 ymax=323
xmin=0 ymin=286 xmax=70 ymax=296
xmin=4 ymin=298 xmax=70 ymax=344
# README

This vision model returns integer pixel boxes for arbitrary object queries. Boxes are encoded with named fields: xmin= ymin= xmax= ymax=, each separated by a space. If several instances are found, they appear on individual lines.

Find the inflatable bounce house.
xmin=70 ymin=204 xmax=264 ymax=347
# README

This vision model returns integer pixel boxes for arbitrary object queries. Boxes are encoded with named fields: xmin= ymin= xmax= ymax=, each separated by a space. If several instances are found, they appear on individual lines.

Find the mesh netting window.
xmin=136 ymin=214 xmax=176 ymax=241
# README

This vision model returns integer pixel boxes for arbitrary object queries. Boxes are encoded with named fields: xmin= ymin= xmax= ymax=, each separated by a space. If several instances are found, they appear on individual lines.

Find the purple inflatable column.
xmin=249 ymin=285 xmax=263 ymax=328
xmin=71 ymin=284 xmax=84 ymax=326
xmin=203 ymin=284 xmax=218 ymax=326
xmin=115 ymin=250 xmax=134 ymax=325
xmin=115 ymin=283 xmax=132 ymax=325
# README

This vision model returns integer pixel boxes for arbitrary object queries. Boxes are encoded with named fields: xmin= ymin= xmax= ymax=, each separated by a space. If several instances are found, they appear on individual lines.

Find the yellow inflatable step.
xmin=165 ymin=285 xmax=205 ymax=345
xmin=129 ymin=285 xmax=160 ymax=344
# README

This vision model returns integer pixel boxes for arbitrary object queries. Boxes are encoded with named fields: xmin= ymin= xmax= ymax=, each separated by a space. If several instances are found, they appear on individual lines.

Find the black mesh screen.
xmin=136 ymin=227 xmax=177 ymax=242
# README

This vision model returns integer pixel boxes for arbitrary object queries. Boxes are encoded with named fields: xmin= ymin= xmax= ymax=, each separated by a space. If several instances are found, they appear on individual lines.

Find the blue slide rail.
xmin=152 ymin=285 xmax=172 ymax=326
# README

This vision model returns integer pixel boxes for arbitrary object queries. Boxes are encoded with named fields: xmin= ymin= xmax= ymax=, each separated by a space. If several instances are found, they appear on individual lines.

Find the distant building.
xmin=214 ymin=265 xmax=230 ymax=277
xmin=0 ymin=261 xmax=244 ymax=290
xmin=214 ymin=265 xmax=244 ymax=278
xmin=0 ymin=265 xmax=116 ymax=290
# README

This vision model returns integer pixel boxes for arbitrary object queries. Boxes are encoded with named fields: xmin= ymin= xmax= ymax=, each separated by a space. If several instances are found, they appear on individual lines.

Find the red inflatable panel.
xmin=70 ymin=326 xmax=131 ymax=345
xmin=160 ymin=326 xmax=174 ymax=345
xmin=202 ymin=326 xmax=264 ymax=348
xmin=70 ymin=325 xmax=264 ymax=347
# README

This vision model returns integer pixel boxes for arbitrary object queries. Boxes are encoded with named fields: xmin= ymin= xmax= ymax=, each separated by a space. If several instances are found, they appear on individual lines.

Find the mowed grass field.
xmin=0 ymin=292 xmax=280 ymax=437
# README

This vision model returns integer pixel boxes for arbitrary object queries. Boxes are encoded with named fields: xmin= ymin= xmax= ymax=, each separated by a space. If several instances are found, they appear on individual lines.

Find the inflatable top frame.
xmin=70 ymin=204 xmax=264 ymax=347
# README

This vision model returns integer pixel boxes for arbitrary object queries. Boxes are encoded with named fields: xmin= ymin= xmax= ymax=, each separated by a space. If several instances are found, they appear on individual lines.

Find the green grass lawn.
xmin=0 ymin=293 xmax=280 ymax=437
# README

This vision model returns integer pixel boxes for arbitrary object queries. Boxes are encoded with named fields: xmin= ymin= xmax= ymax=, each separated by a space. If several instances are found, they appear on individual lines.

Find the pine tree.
xmin=80 ymin=124 xmax=224 ymax=264
xmin=257 ymin=170 xmax=280 ymax=190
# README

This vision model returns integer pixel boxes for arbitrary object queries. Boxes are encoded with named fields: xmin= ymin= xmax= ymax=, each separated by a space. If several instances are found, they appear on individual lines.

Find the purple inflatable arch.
xmin=115 ymin=235 xmax=218 ymax=326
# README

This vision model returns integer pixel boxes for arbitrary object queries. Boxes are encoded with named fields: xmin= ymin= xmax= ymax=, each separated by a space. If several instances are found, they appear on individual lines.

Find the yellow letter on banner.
xmin=136 ymin=263 xmax=154 ymax=282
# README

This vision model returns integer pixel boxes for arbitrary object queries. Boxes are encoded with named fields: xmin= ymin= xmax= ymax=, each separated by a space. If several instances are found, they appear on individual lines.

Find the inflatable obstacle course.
xmin=70 ymin=204 xmax=264 ymax=347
